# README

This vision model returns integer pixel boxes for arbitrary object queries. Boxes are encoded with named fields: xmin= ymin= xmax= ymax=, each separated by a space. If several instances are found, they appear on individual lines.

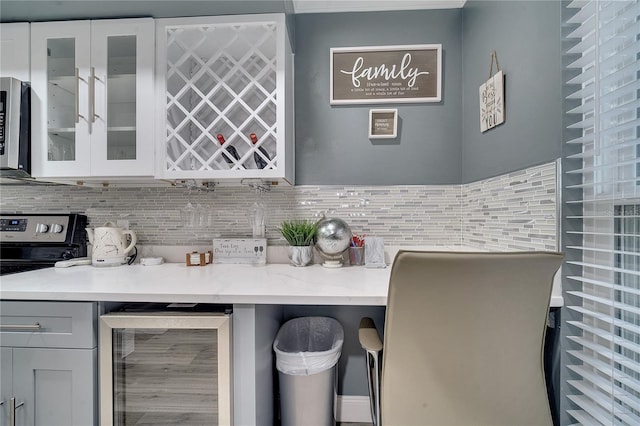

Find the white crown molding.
xmin=293 ymin=0 xmax=467 ymax=14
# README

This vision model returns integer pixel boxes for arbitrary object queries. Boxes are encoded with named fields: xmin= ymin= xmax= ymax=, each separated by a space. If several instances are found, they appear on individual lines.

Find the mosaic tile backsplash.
xmin=462 ymin=162 xmax=558 ymax=251
xmin=0 ymin=162 xmax=557 ymax=250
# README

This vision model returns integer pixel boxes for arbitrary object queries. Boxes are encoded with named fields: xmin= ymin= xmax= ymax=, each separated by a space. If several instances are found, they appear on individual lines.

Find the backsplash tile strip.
xmin=0 ymin=162 xmax=556 ymax=250
xmin=461 ymin=162 xmax=558 ymax=251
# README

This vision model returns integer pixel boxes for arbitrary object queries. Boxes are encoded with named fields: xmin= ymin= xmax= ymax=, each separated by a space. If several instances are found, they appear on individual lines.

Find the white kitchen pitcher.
xmin=86 ymin=222 xmax=137 ymax=266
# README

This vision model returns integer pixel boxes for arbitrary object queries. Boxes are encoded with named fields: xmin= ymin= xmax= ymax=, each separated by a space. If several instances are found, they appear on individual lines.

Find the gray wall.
xmin=460 ymin=0 xmax=563 ymax=183
xmin=294 ymin=9 xmax=463 ymax=185
xmin=294 ymin=2 xmax=562 ymax=185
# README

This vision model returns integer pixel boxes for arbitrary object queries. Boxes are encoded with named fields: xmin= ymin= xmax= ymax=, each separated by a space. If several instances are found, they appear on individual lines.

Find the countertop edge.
xmin=0 ymin=290 xmax=388 ymax=306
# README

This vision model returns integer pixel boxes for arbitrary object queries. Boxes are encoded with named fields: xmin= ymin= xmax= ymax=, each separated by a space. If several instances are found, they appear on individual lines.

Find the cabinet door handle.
xmin=0 ymin=323 xmax=42 ymax=330
xmin=75 ymin=67 xmax=86 ymax=123
xmin=10 ymin=398 xmax=24 ymax=426
xmin=89 ymin=66 xmax=96 ymax=126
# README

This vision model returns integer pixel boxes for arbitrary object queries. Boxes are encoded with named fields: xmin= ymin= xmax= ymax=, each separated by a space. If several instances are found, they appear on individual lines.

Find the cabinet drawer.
xmin=0 ymin=301 xmax=96 ymax=349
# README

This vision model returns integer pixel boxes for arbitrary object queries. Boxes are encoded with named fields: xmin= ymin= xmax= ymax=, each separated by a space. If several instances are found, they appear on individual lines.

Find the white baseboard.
xmin=336 ymin=395 xmax=372 ymax=423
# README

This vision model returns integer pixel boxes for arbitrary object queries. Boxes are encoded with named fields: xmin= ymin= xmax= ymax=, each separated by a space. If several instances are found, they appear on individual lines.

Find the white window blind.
xmin=563 ymin=0 xmax=639 ymax=425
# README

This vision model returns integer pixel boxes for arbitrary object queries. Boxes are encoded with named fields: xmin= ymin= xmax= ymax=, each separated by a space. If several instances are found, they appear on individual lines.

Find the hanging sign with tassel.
xmin=479 ymin=51 xmax=505 ymax=132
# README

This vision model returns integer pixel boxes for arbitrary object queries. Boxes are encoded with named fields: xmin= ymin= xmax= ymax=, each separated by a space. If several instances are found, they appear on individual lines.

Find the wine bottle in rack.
xmin=250 ymin=133 xmax=270 ymax=169
xmin=216 ymin=134 xmax=241 ymax=167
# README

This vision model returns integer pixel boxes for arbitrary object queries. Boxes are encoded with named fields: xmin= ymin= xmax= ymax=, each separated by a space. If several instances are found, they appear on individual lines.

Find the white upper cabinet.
xmin=0 ymin=23 xmax=30 ymax=81
xmin=155 ymin=14 xmax=294 ymax=184
xmin=30 ymin=18 xmax=154 ymax=179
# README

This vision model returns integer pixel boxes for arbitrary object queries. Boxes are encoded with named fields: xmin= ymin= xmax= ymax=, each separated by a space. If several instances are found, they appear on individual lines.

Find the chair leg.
xmin=365 ymin=350 xmax=381 ymax=426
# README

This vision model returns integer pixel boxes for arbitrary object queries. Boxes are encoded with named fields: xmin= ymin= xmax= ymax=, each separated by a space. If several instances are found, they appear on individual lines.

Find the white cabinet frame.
xmin=155 ymin=14 xmax=294 ymax=183
xmin=30 ymin=18 xmax=155 ymax=179
xmin=0 ymin=23 xmax=31 ymax=81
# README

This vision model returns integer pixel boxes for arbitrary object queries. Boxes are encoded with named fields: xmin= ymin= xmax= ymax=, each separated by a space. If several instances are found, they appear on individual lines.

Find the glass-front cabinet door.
xmin=30 ymin=19 xmax=154 ymax=179
xmin=89 ymin=19 xmax=154 ymax=177
xmin=31 ymin=21 xmax=91 ymax=177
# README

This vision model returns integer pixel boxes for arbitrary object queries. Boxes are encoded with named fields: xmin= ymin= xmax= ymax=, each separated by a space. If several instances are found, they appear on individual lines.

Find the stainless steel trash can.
xmin=273 ymin=317 xmax=344 ymax=426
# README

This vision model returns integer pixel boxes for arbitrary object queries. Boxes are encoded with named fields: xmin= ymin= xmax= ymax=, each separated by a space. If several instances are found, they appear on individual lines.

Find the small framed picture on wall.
xmin=369 ymin=109 xmax=398 ymax=139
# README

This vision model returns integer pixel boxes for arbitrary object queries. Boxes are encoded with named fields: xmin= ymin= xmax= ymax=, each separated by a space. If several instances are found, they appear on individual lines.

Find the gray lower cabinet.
xmin=0 ymin=301 xmax=97 ymax=426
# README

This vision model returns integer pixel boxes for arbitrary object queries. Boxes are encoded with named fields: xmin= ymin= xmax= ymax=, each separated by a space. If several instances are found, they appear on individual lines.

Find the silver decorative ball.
xmin=315 ymin=217 xmax=352 ymax=260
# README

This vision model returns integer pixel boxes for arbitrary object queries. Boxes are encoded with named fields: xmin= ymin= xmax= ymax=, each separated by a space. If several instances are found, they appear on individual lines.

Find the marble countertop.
xmin=0 ymin=257 xmax=564 ymax=307
xmin=0 ymin=262 xmax=392 ymax=305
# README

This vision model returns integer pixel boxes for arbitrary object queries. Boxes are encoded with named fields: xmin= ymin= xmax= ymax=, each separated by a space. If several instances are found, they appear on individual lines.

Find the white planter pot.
xmin=288 ymin=245 xmax=314 ymax=267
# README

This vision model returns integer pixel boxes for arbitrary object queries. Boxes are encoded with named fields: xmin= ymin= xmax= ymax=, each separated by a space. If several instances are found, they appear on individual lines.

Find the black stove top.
xmin=0 ymin=262 xmax=53 ymax=275
xmin=0 ymin=213 xmax=88 ymax=275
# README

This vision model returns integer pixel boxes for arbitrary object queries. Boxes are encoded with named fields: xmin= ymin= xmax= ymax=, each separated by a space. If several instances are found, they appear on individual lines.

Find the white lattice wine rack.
xmin=156 ymin=14 xmax=293 ymax=182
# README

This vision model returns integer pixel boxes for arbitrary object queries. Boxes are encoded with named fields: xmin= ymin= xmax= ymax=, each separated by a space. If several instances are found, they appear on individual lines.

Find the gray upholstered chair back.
xmin=376 ymin=251 xmax=563 ymax=425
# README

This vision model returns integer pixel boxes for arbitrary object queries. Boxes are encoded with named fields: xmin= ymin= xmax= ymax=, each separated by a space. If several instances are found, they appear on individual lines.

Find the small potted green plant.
xmin=276 ymin=219 xmax=318 ymax=266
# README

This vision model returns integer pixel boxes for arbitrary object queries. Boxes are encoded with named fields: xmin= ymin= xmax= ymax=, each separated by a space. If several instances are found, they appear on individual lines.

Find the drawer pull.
xmin=0 ymin=323 xmax=42 ymax=330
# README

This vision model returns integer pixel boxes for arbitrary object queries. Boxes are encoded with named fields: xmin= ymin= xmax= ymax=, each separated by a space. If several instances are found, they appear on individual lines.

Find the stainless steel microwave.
xmin=0 ymin=77 xmax=31 ymax=179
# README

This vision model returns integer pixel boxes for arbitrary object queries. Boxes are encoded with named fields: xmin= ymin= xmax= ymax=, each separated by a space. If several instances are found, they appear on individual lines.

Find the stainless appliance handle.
xmin=10 ymin=397 xmax=24 ymax=426
xmin=0 ymin=323 xmax=41 ymax=330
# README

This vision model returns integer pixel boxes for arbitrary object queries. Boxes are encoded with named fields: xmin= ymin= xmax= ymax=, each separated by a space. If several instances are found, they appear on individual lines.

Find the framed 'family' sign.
xmin=330 ymin=44 xmax=442 ymax=105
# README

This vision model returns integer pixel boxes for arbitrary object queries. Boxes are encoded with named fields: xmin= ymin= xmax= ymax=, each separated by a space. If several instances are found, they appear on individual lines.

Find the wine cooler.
xmin=99 ymin=307 xmax=232 ymax=425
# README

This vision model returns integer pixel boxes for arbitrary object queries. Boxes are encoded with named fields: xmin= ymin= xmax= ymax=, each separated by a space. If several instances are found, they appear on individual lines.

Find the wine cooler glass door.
xmin=100 ymin=313 xmax=232 ymax=426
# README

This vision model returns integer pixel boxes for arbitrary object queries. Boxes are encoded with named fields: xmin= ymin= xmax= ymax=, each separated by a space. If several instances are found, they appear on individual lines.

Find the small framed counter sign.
xmin=212 ymin=238 xmax=266 ymax=265
xmin=330 ymin=44 xmax=442 ymax=105
xmin=369 ymin=109 xmax=398 ymax=139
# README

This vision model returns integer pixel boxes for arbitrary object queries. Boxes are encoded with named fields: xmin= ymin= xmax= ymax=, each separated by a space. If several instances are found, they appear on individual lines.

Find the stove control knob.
xmin=50 ymin=223 xmax=64 ymax=233
xmin=35 ymin=223 xmax=49 ymax=233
